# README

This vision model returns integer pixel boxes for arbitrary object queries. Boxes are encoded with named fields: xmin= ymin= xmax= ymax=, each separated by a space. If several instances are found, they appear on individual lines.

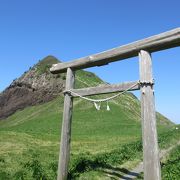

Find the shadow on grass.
xmin=68 ymin=158 xmax=139 ymax=179
xmin=68 ymin=141 xmax=142 ymax=179
xmin=101 ymin=166 xmax=139 ymax=179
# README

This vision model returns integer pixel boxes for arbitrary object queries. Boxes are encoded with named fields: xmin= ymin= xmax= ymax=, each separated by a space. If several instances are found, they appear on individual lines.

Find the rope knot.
xmin=138 ymin=79 xmax=154 ymax=86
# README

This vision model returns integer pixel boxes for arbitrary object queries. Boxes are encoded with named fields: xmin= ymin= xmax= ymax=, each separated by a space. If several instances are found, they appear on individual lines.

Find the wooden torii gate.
xmin=50 ymin=28 xmax=180 ymax=180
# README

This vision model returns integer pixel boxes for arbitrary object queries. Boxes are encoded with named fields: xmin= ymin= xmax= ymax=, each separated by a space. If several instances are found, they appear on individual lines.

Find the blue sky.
xmin=0 ymin=0 xmax=179 ymax=123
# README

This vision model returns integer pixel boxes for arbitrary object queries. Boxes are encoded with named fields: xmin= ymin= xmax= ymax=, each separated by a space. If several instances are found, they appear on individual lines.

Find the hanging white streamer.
xmin=94 ymin=102 xmax=101 ymax=110
xmin=107 ymin=101 xmax=110 ymax=111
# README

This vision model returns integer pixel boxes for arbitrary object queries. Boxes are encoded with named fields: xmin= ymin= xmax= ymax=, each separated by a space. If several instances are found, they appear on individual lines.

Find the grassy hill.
xmin=0 ymin=66 xmax=179 ymax=179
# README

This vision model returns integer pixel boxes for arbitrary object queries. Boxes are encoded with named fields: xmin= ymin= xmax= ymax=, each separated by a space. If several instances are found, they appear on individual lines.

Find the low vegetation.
xmin=0 ymin=64 xmax=179 ymax=179
xmin=36 ymin=56 xmax=59 ymax=75
xmin=162 ymin=144 xmax=180 ymax=179
xmin=0 ymin=94 xmax=179 ymax=179
xmin=136 ymin=132 xmax=180 ymax=180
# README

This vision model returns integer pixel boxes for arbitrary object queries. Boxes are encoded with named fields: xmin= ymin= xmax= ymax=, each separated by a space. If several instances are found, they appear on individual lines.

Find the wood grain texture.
xmin=50 ymin=28 xmax=180 ymax=73
xmin=57 ymin=68 xmax=75 ymax=180
xmin=65 ymin=81 xmax=140 ymax=97
xmin=139 ymin=50 xmax=161 ymax=180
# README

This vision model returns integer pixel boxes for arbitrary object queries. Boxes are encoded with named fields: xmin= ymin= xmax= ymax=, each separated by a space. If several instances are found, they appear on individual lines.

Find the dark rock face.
xmin=0 ymin=56 xmax=65 ymax=120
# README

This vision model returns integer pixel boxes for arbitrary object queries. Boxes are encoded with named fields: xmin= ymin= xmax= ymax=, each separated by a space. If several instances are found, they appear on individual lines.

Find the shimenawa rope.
xmin=66 ymin=81 xmax=139 ymax=110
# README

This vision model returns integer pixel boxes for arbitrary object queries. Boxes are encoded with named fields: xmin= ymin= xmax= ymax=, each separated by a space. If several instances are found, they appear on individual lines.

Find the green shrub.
xmin=162 ymin=145 xmax=180 ymax=180
xmin=0 ymin=171 xmax=11 ymax=180
xmin=14 ymin=170 xmax=26 ymax=180
xmin=24 ymin=154 xmax=47 ymax=180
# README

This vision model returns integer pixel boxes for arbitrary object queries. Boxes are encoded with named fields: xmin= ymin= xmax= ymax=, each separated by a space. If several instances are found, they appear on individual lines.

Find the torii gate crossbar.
xmin=50 ymin=28 xmax=180 ymax=180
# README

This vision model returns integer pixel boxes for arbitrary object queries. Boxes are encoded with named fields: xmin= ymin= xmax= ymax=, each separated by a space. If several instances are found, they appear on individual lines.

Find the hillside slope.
xmin=0 ymin=56 xmax=175 ymax=179
xmin=0 ymin=91 xmax=177 ymax=179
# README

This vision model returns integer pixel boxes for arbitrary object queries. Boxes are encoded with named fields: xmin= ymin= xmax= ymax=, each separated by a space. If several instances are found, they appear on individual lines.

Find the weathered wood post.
xmin=139 ymin=50 xmax=161 ymax=180
xmin=57 ymin=68 xmax=75 ymax=180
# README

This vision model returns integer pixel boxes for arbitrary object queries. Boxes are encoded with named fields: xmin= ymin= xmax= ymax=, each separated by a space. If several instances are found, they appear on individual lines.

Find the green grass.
xmin=0 ymin=69 xmax=178 ymax=179
xmin=36 ymin=56 xmax=59 ymax=75
xmin=75 ymin=70 xmax=104 ymax=88
xmin=135 ymin=131 xmax=180 ymax=180
xmin=0 ymin=95 xmax=178 ymax=179
xmin=162 ymin=145 xmax=180 ymax=180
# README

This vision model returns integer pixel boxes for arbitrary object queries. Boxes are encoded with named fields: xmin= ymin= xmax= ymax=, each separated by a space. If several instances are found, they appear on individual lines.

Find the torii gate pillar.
xmin=57 ymin=68 xmax=75 ymax=180
xmin=139 ymin=50 xmax=161 ymax=180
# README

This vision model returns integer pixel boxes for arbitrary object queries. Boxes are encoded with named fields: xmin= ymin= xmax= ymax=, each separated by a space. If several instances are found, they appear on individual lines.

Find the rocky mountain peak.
xmin=0 ymin=56 xmax=65 ymax=120
xmin=10 ymin=55 xmax=61 ymax=90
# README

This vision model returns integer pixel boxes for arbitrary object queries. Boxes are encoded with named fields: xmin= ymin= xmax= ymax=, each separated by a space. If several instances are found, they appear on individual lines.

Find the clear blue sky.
xmin=0 ymin=0 xmax=179 ymax=123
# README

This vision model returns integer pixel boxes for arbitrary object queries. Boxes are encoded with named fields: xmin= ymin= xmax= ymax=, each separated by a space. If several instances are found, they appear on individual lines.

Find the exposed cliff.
xmin=0 ymin=56 xmax=66 ymax=119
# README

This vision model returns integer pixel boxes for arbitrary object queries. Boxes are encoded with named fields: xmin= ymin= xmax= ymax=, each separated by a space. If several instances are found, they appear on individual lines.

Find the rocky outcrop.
xmin=0 ymin=56 xmax=65 ymax=120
